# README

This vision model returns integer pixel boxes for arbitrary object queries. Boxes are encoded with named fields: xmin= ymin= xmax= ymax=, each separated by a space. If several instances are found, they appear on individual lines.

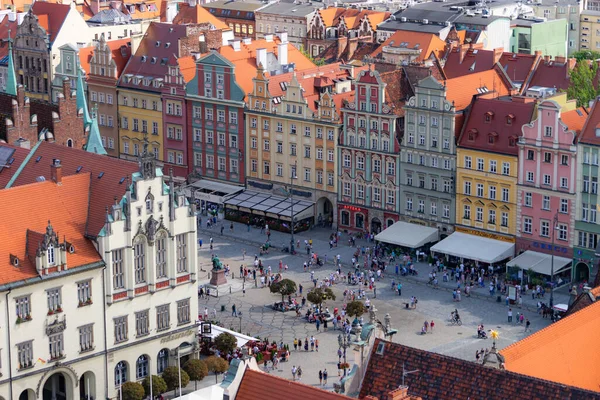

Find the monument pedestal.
xmin=210 ymin=269 xmax=228 ymax=286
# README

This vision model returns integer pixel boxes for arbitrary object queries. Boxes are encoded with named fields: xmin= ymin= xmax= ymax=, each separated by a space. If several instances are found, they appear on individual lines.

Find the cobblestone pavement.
xmin=193 ymin=221 xmax=568 ymax=393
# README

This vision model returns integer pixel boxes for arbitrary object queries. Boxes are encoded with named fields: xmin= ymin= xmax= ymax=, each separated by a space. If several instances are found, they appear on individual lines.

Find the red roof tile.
xmin=561 ymin=107 xmax=588 ymax=135
xmin=0 ymin=144 xmax=30 ymax=189
xmin=445 ymin=68 xmax=513 ymax=110
xmin=359 ymin=339 xmax=600 ymax=400
xmin=498 ymin=52 xmax=540 ymax=86
xmin=172 ymin=3 xmax=229 ymax=30
xmin=78 ymin=45 xmax=94 ymax=76
xmin=0 ymin=18 xmax=18 ymax=61
xmin=0 ymin=173 xmax=102 ymax=286
xmin=577 ymin=96 xmax=600 ymax=146
xmin=443 ymin=47 xmax=499 ymax=79
xmin=31 ymin=2 xmax=71 ymax=43
xmin=527 ymin=58 xmax=575 ymax=92
xmin=501 ymin=300 xmax=600 ymax=392
xmin=371 ymin=30 xmax=445 ymax=63
xmin=7 ymin=141 xmax=139 ymax=237
xmin=458 ymin=96 xmax=535 ymax=155
xmin=236 ymin=369 xmax=351 ymax=400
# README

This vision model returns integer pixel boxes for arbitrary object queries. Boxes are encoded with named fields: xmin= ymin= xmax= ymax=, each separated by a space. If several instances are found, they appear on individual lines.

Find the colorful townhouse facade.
xmin=338 ymin=68 xmax=400 ymax=233
xmin=456 ymin=95 xmax=534 ymax=249
xmin=245 ymin=63 xmax=353 ymax=225
xmin=516 ymin=96 xmax=585 ymax=264
xmin=574 ymin=97 xmax=600 ymax=282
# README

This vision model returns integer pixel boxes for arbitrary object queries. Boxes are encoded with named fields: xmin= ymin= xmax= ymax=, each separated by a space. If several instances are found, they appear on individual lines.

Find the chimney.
xmin=534 ymin=50 xmax=542 ymax=57
xmin=243 ymin=37 xmax=252 ymax=45
xmin=493 ymin=47 xmax=503 ymax=64
xmin=265 ymin=34 xmax=273 ymax=42
xmin=544 ymin=55 xmax=551 ymax=63
xmin=387 ymin=386 xmax=414 ymax=400
xmin=567 ymin=57 xmax=577 ymax=71
xmin=256 ymin=48 xmax=267 ymax=70
xmin=277 ymin=42 xmax=288 ymax=65
xmin=277 ymin=31 xmax=288 ymax=43
xmin=230 ymin=39 xmax=241 ymax=51
xmin=62 ymin=77 xmax=72 ymax=99
xmin=91 ymin=0 xmax=100 ymax=15
xmin=555 ymin=56 xmax=566 ymax=64
xmin=51 ymin=159 xmax=62 ymax=184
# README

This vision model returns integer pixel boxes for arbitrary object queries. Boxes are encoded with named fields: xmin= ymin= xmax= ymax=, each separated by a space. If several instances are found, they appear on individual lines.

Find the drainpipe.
xmin=5 ymin=289 xmax=12 ymax=400
xmin=102 ymin=266 xmax=109 ymax=399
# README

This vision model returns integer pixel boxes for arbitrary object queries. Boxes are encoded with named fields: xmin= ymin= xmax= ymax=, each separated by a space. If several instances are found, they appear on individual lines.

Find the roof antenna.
xmin=401 ymin=363 xmax=419 ymax=386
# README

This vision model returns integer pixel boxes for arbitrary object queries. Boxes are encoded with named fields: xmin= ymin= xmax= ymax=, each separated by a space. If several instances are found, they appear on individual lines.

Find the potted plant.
xmin=47 ymin=309 xmax=54 ymax=316
xmin=25 ymin=314 xmax=32 ymax=321
xmin=85 ymin=298 xmax=93 ymax=305
xmin=56 ymin=306 xmax=63 ymax=313
xmin=16 ymin=316 xmax=22 ymax=324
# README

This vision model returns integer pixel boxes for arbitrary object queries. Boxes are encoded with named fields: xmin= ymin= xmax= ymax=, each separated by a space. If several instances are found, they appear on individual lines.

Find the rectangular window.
xmin=135 ymin=310 xmax=150 ymax=337
xmin=112 ymin=249 xmax=124 ymax=289
xmin=540 ymin=220 xmax=550 ymax=237
xmin=114 ymin=316 xmax=128 ymax=343
xmin=15 ymin=296 xmax=30 ymax=319
xmin=476 ymin=207 xmax=483 ymax=222
xmin=134 ymin=242 xmax=146 ymax=284
xmin=464 ymin=156 xmax=472 ymax=169
xmin=156 ymin=304 xmax=170 ymax=331
xmin=290 ymin=124 xmax=296 ymax=134
xmin=176 ymin=234 xmax=187 ymax=273
xmin=558 ymin=224 xmax=568 ymax=241
xmin=464 ymin=181 xmax=471 ymax=195
xmin=542 ymin=195 xmax=550 ymax=210
xmin=343 ymin=182 xmax=351 ymax=197
xmin=77 ymin=280 xmax=92 ymax=304
xmin=543 ymin=174 xmax=551 ymax=185
xmin=544 ymin=152 xmax=552 ymax=163
xmin=316 ymin=148 xmax=323 ymax=160
xmin=290 ymin=143 xmax=296 ymax=156
xmin=156 ymin=236 xmax=167 ymax=278
xmin=177 ymin=299 xmax=191 ymax=325
xmin=561 ymin=177 xmax=568 ymax=188
xmin=79 ymin=324 xmax=94 ymax=352
xmin=328 ymin=173 xmax=334 ymax=186
xmin=526 ymin=172 xmax=534 ymax=182
xmin=218 ymin=157 xmax=226 ymax=172
xmin=561 ymin=154 xmax=569 ymax=165
xmin=561 ymin=198 xmax=569 ymax=213
xmin=502 ymin=162 xmax=510 ymax=175
xmin=523 ymin=217 xmax=532 ymax=234
xmin=488 ymin=209 xmax=496 ymax=224
xmin=47 ymin=288 xmax=61 ymax=311
xmin=357 ymin=184 xmax=365 ymax=199
xmin=418 ymin=200 xmax=425 ymax=213
xmin=205 ymin=109 xmax=213 ymax=120
xmin=489 ymin=186 xmax=496 ymax=200
xmin=476 ymin=183 xmax=484 ymax=197
xmin=477 ymin=158 xmax=484 ymax=171
xmin=443 ymin=204 xmax=450 ymax=218
xmin=406 ymin=198 xmax=413 ymax=211
xmin=17 ymin=341 xmax=33 ymax=369
xmin=304 ymin=146 xmax=311 ymax=158
xmin=464 ymin=205 xmax=471 ymax=219
xmin=263 ymin=161 xmax=270 ymax=175
xmin=327 ymin=149 xmax=334 ymax=162
xmin=387 ymin=190 xmax=395 ymax=205
xmin=430 ymin=202 xmax=437 ymax=216
xmin=373 ymin=187 xmax=381 ymax=202
xmin=501 ymin=212 xmax=509 ymax=227
xmin=502 ymin=188 xmax=509 ymax=202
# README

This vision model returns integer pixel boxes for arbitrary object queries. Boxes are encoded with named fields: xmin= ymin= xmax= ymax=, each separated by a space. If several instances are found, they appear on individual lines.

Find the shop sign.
xmin=160 ymin=328 xmax=196 ymax=344
xmin=455 ymin=226 xmax=515 ymax=243
xmin=532 ymin=241 xmax=568 ymax=253
xmin=342 ymin=205 xmax=366 ymax=212
xmin=408 ymin=219 xmax=427 ymax=226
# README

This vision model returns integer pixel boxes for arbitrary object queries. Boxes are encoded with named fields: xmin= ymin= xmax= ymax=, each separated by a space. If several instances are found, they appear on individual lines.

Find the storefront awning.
xmin=375 ymin=222 xmax=439 ymax=249
xmin=188 ymin=179 xmax=244 ymax=204
xmin=430 ymin=232 xmax=515 ymax=264
xmin=506 ymin=250 xmax=572 ymax=276
xmin=225 ymin=190 xmax=314 ymax=219
xmin=199 ymin=325 xmax=259 ymax=348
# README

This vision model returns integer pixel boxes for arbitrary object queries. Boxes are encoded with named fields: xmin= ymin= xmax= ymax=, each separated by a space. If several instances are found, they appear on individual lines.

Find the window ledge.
xmin=79 ymin=347 xmax=95 ymax=354
xmin=18 ymin=363 xmax=34 ymax=372
xmin=177 ymin=320 xmax=191 ymax=327
xmin=135 ymin=333 xmax=150 ymax=339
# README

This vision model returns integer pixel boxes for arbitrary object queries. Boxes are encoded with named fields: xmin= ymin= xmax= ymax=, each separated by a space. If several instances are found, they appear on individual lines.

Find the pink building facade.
xmin=516 ymin=100 xmax=580 ymax=258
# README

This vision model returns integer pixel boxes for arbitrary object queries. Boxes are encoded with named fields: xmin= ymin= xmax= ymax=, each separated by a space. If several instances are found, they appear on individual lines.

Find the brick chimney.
xmin=62 ymin=77 xmax=72 ymax=99
xmin=51 ymin=158 xmax=62 ymax=184
xmin=493 ymin=47 xmax=503 ymax=64
xmin=387 ymin=386 xmax=420 ymax=400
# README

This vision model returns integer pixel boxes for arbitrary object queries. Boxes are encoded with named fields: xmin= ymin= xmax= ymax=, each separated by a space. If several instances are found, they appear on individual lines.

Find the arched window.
xmin=115 ymin=361 xmax=127 ymax=386
xmin=136 ymin=355 xmax=149 ymax=379
xmin=235 ymin=24 xmax=240 ymax=33
xmin=248 ymin=25 xmax=254 ymax=35
xmin=47 ymin=244 xmax=55 ymax=265
xmin=157 ymin=349 xmax=169 ymax=374
xmin=341 ymin=210 xmax=350 ymax=226
xmin=145 ymin=192 xmax=154 ymax=212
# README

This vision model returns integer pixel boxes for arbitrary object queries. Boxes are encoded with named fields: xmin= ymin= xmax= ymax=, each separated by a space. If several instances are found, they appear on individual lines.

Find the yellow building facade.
xmin=245 ymin=66 xmax=348 ymax=222
xmin=455 ymin=148 xmax=518 ymax=241
xmin=117 ymin=89 xmax=163 ymax=161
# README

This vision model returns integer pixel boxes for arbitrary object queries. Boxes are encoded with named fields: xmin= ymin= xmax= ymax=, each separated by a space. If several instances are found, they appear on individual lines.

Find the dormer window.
xmin=485 ymin=111 xmax=494 ymax=123
xmin=467 ymin=129 xmax=478 ymax=141
xmin=48 ymin=244 xmax=55 ymax=265
xmin=488 ymin=132 xmax=498 ymax=144
xmin=508 ymin=137 xmax=516 ymax=147
xmin=506 ymin=114 xmax=514 ymax=125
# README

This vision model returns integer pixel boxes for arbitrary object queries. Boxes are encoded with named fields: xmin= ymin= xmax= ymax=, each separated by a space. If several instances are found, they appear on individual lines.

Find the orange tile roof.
xmin=172 ymin=3 xmax=229 ymax=30
xmin=218 ymin=38 xmax=315 ymax=96
xmin=31 ymin=2 xmax=71 ymax=43
xmin=592 ymin=286 xmax=600 ymax=297
xmin=318 ymin=7 xmax=346 ymax=27
xmin=371 ymin=30 xmax=445 ymax=63
xmin=0 ymin=173 xmax=102 ymax=286
xmin=560 ymin=107 xmax=588 ymax=135
xmin=0 ymin=144 xmax=30 ymax=189
xmin=364 ymin=11 xmax=390 ymax=30
xmin=445 ymin=68 xmax=513 ymax=110
xmin=78 ymin=45 xmax=94 ymax=76
xmin=236 ymin=369 xmax=352 ymax=400
xmin=178 ymin=55 xmax=196 ymax=83
xmin=500 ymin=299 xmax=600 ymax=392
xmin=578 ymin=96 xmax=600 ymax=146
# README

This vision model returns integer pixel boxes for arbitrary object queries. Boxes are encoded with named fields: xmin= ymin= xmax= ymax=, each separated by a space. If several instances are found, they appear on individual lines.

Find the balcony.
xmin=45 ymin=314 xmax=67 ymax=336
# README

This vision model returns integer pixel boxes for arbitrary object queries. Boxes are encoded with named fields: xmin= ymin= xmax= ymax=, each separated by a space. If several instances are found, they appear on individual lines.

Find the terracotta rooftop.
xmin=31 ymin=2 xmax=71 ymax=44
xmin=501 ymin=299 xmax=600 ymax=392
xmin=444 ymin=67 xmax=513 ymax=110
xmin=360 ymin=339 xmax=600 ymax=400
xmin=0 ymin=144 xmax=30 ymax=189
xmin=371 ymin=31 xmax=445 ymax=64
xmin=236 ymin=369 xmax=352 ymax=400
xmin=0 ymin=173 xmax=102 ymax=286
xmin=78 ymin=45 xmax=94 ymax=76
xmin=177 ymin=55 xmax=196 ymax=83
xmin=526 ymin=57 xmax=576 ymax=92
xmin=172 ymin=3 xmax=229 ymax=30
xmin=498 ymin=52 xmax=540 ymax=86
xmin=380 ymin=69 xmax=410 ymax=117
xmin=561 ymin=107 xmax=588 ymax=135
xmin=577 ymin=96 xmax=600 ymax=146
xmin=5 ymin=141 xmax=139 ymax=238
xmin=0 ymin=18 xmax=19 ymax=62
xmin=458 ymin=96 xmax=535 ymax=155
xmin=443 ymin=46 xmax=501 ymax=79
xmin=566 ymin=287 xmax=599 ymax=316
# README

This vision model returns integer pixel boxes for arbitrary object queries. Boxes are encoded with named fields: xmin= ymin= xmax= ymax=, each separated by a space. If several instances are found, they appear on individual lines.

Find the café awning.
xmin=506 ymin=250 xmax=572 ymax=276
xmin=199 ymin=325 xmax=259 ymax=348
xmin=430 ymin=231 xmax=515 ymax=264
xmin=225 ymin=190 xmax=314 ymax=219
xmin=375 ymin=221 xmax=439 ymax=249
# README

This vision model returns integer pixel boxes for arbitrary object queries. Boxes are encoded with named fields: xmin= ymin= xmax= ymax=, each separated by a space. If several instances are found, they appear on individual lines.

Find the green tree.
xmin=571 ymin=50 xmax=600 ymax=61
xmin=567 ymin=61 xmax=599 ymax=107
xmin=121 ymin=381 xmax=145 ymax=400
xmin=306 ymin=287 xmax=336 ymax=309
xmin=142 ymin=375 xmax=167 ymax=398
xmin=346 ymin=300 xmax=366 ymax=319
xmin=270 ymin=278 xmax=297 ymax=301
xmin=161 ymin=366 xmax=190 ymax=395
xmin=184 ymin=359 xmax=209 ymax=390
xmin=205 ymin=355 xmax=230 ymax=383
xmin=214 ymin=332 xmax=238 ymax=354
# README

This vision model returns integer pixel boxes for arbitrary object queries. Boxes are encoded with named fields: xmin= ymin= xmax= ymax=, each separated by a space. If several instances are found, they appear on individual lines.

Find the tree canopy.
xmin=121 ymin=381 xmax=145 ymax=400
xmin=214 ymin=332 xmax=238 ymax=354
xmin=567 ymin=61 xmax=599 ymax=107
xmin=205 ymin=355 xmax=230 ymax=374
xmin=571 ymin=50 xmax=600 ymax=61
xmin=270 ymin=278 xmax=297 ymax=301
xmin=141 ymin=375 xmax=167 ymax=397
xmin=184 ymin=359 xmax=208 ymax=390
xmin=346 ymin=300 xmax=366 ymax=318
xmin=306 ymin=287 xmax=336 ymax=309
xmin=162 ymin=366 xmax=190 ymax=393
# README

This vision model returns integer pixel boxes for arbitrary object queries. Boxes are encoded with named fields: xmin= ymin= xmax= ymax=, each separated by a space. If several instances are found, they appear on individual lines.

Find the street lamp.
xmin=238 ymin=310 xmax=243 ymax=332
xmin=338 ymin=333 xmax=351 ymax=376
xmin=288 ymin=160 xmax=298 ymax=254
xmin=550 ymin=211 xmax=559 ymax=308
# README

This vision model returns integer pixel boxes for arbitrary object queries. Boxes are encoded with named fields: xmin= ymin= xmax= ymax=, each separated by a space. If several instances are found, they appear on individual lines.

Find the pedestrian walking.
xmin=508 ymin=308 xmax=513 ymax=323
xmin=292 ymin=365 xmax=297 ymax=381
xmin=319 ymin=370 xmax=323 ymax=385
xmin=337 ymin=348 xmax=343 ymax=361
xmin=315 ymin=339 xmax=319 ymax=352
xmin=220 ymin=225 xmax=224 ymax=235
xmin=293 ymin=338 xmax=298 ymax=351
xmin=232 ymin=304 xmax=237 ymax=317
xmin=316 ymin=318 xmax=321 ymax=332
xmin=424 ymin=320 xmax=429 ymax=333
xmin=247 ymin=221 xmax=251 ymax=232
xmin=310 ymin=336 xmax=315 ymax=351
xmin=397 ymin=282 xmax=402 ymax=296
xmin=525 ymin=319 xmax=531 ymax=332
xmin=304 ymin=339 xmax=308 ymax=351
xmin=430 ymin=320 xmax=435 ymax=333
xmin=323 ymin=369 xmax=328 ymax=385
xmin=297 ymin=366 xmax=302 ymax=381
xmin=230 ymin=222 xmax=234 ymax=232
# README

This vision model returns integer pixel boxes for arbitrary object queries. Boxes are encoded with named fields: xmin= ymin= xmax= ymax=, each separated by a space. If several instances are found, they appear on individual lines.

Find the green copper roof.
xmin=76 ymin=67 xmax=91 ymax=127
xmin=5 ymin=44 xmax=16 ymax=96
xmin=85 ymin=114 xmax=107 ymax=155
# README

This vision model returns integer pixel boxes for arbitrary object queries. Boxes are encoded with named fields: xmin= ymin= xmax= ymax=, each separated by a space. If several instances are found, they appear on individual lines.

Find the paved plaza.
xmin=189 ymin=220 xmax=570 ymax=394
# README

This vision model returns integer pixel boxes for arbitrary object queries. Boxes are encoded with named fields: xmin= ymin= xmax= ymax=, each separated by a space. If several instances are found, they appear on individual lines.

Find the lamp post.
xmin=177 ymin=348 xmax=182 ymax=398
xmin=550 ymin=211 xmax=559 ymax=308
xmin=337 ymin=333 xmax=350 ymax=376
xmin=289 ymin=160 xmax=298 ymax=254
